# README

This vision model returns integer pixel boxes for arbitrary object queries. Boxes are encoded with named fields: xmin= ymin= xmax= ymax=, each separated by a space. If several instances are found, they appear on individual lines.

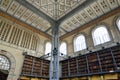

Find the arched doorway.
xmin=0 ymin=50 xmax=16 ymax=80
xmin=0 ymin=55 xmax=10 ymax=80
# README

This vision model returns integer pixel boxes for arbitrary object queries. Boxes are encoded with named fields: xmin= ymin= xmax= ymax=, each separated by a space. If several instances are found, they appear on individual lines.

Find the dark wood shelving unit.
xmin=111 ymin=45 xmax=120 ymax=71
xmin=98 ymin=48 xmax=115 ymax=72
xmin=32 ymin=58 xmax=42 ymax=76
xmin=87 ymin=52 xmax=100 ymax=73
xmin=77 ymin=55 xmax=87 ymax=75
xmin=21 ymin=55 xmax=50 ymax=78
xmin=69 ymin=58 xmax=77 ymax=76
xmin=61 ymin=60 xmax=69 ymax=77
xmin=22 ymin=56 xmax=33 ymax=75
xmin=61 ymin=44 xmax=120 ymax=78
xmin=21 ymin=44 xmax=120 ymax=79
xmin=42 ymin=60 xmax=50 ymax=77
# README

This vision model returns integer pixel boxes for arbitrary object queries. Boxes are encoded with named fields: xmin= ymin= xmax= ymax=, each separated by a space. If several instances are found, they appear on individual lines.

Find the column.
xmin=50 ymin=23 xmax=60 ymax=80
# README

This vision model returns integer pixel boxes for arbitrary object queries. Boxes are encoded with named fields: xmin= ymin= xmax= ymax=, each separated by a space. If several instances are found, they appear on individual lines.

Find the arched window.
xmin=92 ymin=26 xmax=111 ymax=45
xmin=45 ymin=42 xmax=52 ymax=55
xmin=74 ymin=35 xmax=86 ymax=52
xmin=0 ymin=55 xmax=10 ymax=70
xmin=60 ymin=42 xmax=67 ymax=56
xmin=116 ymin=17 xmax=120 ymax=31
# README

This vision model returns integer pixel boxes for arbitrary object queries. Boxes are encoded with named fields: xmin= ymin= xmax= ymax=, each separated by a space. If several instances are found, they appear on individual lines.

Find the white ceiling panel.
xmin=80 ymin=10 xmax=92 ymax=22
xmin=26 ymin=14 xmax=38 ymax=24
xmin=59 ymin=29 xmax=66 ymax=36
xmin=7 ymin=1 xmax=20 ymax=15
xmin=14 ymin=5 xmax=27 ymax=18
xmin=0 ymin=0 xmax=12 ymax=11
xmin=20 ymin=9 xmax=33 ymax=21
xmin=90 ymin=2 xmax=104 ymax=16
xmin=84 ymin=6 xmax=97 ymax=19
xmin=107 ymin=0 xmax=119 ymax=9
xmin=98 ymin=0 xmax=111 ymax=13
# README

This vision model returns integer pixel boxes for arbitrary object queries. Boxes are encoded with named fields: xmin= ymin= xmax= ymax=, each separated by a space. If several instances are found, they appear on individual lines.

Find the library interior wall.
xmin=0 ymin=16 xmax=50 ymax=80
xmin=0 ymin=10 xmax=120 ymax=80
xmin=62 ymin=13 xmax=120 ymax=56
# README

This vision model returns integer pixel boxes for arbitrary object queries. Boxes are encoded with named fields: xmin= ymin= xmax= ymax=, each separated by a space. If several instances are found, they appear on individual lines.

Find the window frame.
xmin=116 ymin=16 xmax=120 ymax=31
xmin=74 ymin=34 xmax=87 ymax=52
xmin=92 ymin=25 xmax=111 ymax=46
xmin=60 ymin=42 xmax=67 ymax=56
xmin=44 ymin=41 xmax=52 ymax=55
xmin=0 ymin=55 xmax=10 ymax=70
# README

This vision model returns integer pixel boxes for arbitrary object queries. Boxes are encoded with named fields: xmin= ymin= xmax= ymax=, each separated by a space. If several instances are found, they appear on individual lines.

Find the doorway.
xmin=0 ymin=70 xmax=9 ymax=80
xmin=0 ymin=55 xmax=10 ymax=80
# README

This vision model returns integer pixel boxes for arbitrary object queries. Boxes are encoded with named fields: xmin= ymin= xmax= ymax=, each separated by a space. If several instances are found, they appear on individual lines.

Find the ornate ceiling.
xmin=26 ymin=0 xmax=86 ymax=20
xmin=0 ymin=0 xmax=120 ymax=37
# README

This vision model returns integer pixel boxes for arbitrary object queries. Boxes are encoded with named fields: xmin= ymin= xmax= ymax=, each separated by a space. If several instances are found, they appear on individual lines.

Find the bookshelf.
xmin=61 ymin=44 xmax=120 ymax=78
xmin=111 ymin=45 xmax=120 ymax=71
xmin=32 ymin=58 xmax=42 ymax=76
xmin=77 ymin=55 xmax=87 ymax=75
xmin=98 ymin=48 xmax=115 ymax=72
xmin=21 ymin=55 xmax=50 ymax=78
xmin=42 ymin=60 xmax=50 ymax=77
xmin=61 ymin=60 xmax=69 ymax=77
xmin=22 ymin=55 xmax=33 ymax=75
xmin=69 ymin=58 xmax=77 ymax=76
xmin=87 ymin=52 xmax=100 ymax=73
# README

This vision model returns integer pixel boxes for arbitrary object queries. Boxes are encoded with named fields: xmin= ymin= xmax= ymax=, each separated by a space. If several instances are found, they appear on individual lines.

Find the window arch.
xmin=60 ymin=42 xmax=67 ymax=56
xmin=0 ymin=55 xmax=10 ymax=70
xmin=92 ymin=26 xmax=111 ymax=45
xmin=116 ymin=17 xmax=120 ymax=31
xmin=45 ymin=42 xmax=52 ymax=55
xmin=74 ymin=34 xmax=86 ymax=52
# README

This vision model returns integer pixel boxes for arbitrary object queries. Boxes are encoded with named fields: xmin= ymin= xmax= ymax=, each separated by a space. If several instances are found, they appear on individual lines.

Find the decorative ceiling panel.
xmin=107 ymin=0 xmax=119 ymax=9
xmin=7 ymin=1 xmax=20 ymax=15
xmin=0 ymin=0 xmax=12 ymax=11
xmin=26 ymin=13 xmax=38 ymax=24
xmin=90 ymin=2 xmax=104 ymax=16
xmin=20 ymin=9 xmax=33 ymax=21
xmin=61 ymin=0 xmax=120 ymax=33
xmin=59 ymin=29 xmax=66 ymax=36
xmin=26 ymin=0 xmax=86 ymax=20
xmin=84 ymin=6 xmax=97 ymax=19
xmin=14 ymin=5 xmax=27 ymax=18
xmin=98 ymin=0 xmax=110 ymax=13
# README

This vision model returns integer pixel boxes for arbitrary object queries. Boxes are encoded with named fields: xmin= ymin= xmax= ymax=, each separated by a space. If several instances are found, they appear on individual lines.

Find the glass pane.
xmin=45 ymin=42 xmax=52 ymax=55
xmin=60 ymin=42 xmax=67 ymax=56
xmin=92 ymin=26 xmax=110 ymax=45
xmin=117 ymin=17 xmax=120 ymax=31
xmin=74 ymin=35 xmax=86 ymax=52
xmin=0 ymin=55 xmax=10 ymax=70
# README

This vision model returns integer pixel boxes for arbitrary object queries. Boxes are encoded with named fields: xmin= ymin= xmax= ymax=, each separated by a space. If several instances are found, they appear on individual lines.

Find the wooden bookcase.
xmin=22 ymin=55 xmax=33 ymax=75
xmin=32 ymin=58 xmax=42 ymax=76
xmin=61 ymin=44 xmax=120 ymax=78
xmin=42 ymin=60 xmax=50 ymax=77
xmin=77 ymin=55 xmax=87 ymax=75
xmin=21 ymin=45 xmax=120 ymax=79
xmin=61 ymin=60 xmax=69 ymax=77
xmin=21 ymin=55 xmax=50 ymax=78
xmin=69 ymin=58 xmax=77 ymax=76
xmin=111 ymin=45 xmax=120 ymax=70
xmin=98 ymin=48 xmax=115 ymax=72
xmin=87 ymin=52 xmax=100 ymax=73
